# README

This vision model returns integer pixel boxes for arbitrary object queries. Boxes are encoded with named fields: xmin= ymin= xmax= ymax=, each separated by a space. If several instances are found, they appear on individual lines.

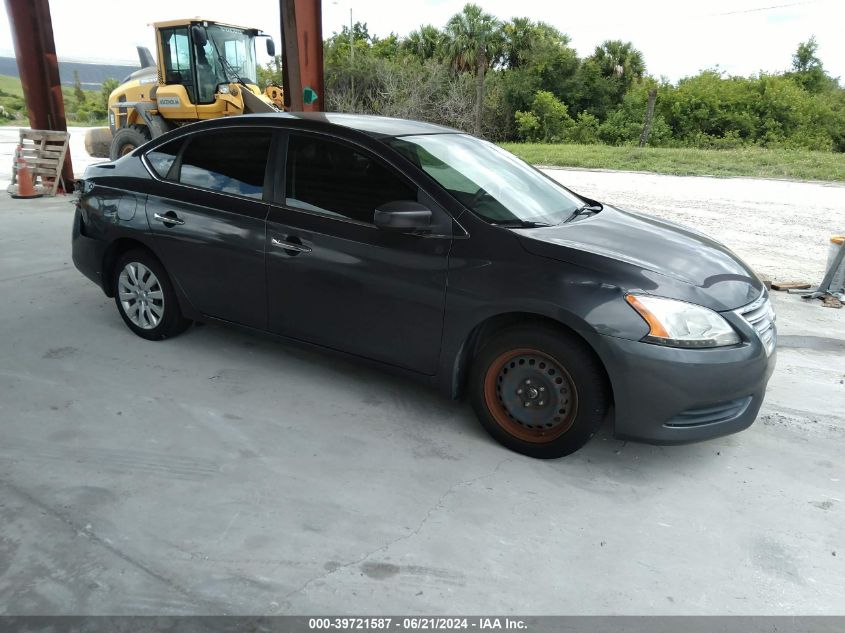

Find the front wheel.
xmin=469 ymin=325 xmax=610 ymax=459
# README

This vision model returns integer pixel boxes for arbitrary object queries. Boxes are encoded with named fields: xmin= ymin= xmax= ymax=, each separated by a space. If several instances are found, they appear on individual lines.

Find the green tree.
xmin=502 ymin=17 xmax=535 ymax=69
xmin=372 ymin=33 xmax=400 ymax=59
xmin=494 ymin=20 xmax=579 ymax=131
xmin=324 ymin=21 xmax=372 ymax=66
xmin=318 ymin=9 xmax=845 ymax=151
xmin=402 ymin=25 xmax=442 ymax=62
xmin=569 ymin=59 xmax=622 ymax=119
xmin=444 ymin=3 xmax=503 ymax=135
xmin=257 ymin=56 xmax=283 ymax=87
xmin=590 ymin=40 xmax=645 ymax=82
xmin=100 ymin=78 xmax=119 ymax=108
xmin=72 ymin=70 xmax=86 ymax=107
xmin=792 ymin=36 xmax=821 ymax=73
xmin=502 ymin=18 xmax=570 ymax=69
xmin=788 ymin=36 xmax=831 ymax=93
xmin=587 ymin=39 xmax=645 ymax=106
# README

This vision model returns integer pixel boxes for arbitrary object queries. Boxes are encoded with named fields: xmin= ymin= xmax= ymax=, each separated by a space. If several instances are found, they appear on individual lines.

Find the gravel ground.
xmin=542 ymin=167 xmax=844 ymax=286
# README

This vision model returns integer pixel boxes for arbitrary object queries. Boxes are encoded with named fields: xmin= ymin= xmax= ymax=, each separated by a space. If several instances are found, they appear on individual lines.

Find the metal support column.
xmin=280 ymin=0 xmax=325 ymax=112
xmin=4 ymin=0 xmax=74 ymax=191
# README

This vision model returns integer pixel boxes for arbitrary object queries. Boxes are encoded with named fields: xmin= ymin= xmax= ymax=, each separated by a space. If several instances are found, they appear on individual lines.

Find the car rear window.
xmin=178 ymin=129 xmax=272 ymax=199
xmin=145 ymin=129 xmax=272 ymax=199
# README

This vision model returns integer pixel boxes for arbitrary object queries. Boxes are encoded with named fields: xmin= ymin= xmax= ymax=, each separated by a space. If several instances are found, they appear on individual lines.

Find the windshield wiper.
xmin=206 ymin=29 xmax=247 ymax=85
xmin=565 ymin=203 xmax=603 ymax=222
xmin=491 ymin=219 xmax=555 ymax=228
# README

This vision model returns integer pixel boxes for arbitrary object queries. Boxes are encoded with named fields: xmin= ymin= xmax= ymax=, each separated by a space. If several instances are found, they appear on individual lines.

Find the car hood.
xmin=515 ymin=206 xmax=763 ymax=311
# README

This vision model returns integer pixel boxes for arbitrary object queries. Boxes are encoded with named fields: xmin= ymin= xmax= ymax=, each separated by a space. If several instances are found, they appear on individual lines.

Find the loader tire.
xmin=110 ymin=127 xmax=150 ymax=161
xmin=84 ymin=127 xmax=113 ymax=158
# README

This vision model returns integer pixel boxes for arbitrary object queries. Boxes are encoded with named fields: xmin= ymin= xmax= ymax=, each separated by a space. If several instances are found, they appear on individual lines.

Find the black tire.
xmin=109 ymin=126 xmax=150 ymax=161
xmin=469 ymin=325 xmax=610 ymax=459
xmin=112 ymin=249 xmax=191 ymax=341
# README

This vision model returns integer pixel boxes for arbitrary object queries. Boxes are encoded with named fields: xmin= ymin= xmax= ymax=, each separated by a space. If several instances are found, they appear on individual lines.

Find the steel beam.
xmin=4 ymin=0 xmax=74 ymax=190
xmin=280 ymin=0 xmax=325 ymax=112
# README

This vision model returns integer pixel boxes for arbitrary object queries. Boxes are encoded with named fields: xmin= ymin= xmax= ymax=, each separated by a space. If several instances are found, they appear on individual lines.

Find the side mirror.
xmin=374 ymin=201 xmax=432 ymax=232
xmin=266 ymin=38 xmax=276 ymax=57
xmin=191 ymin=25 xmax=208 ymax=47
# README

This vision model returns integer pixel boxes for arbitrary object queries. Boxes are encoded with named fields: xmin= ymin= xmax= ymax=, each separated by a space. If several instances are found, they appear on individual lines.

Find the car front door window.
xmin=285 ymin=134 xmax=417 ymax=224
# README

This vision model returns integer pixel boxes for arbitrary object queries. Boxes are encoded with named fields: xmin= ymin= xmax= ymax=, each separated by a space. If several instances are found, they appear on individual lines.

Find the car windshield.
xmin=202 ymin=25 xmax=258 ymax=85
xmin=388 ymin=133 xmax=583 ymax=225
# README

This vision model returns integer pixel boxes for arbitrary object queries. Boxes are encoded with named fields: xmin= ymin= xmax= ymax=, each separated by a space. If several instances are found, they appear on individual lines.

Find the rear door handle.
xmin=154 ymin=212 xmax=185 ymax=226
xmin=271 ymin=237 xmax=311 ymax=253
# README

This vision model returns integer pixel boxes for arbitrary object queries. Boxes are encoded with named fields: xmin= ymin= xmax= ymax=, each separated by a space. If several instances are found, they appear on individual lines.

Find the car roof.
xmin=214 ymin=112 xmax=460 ymax=139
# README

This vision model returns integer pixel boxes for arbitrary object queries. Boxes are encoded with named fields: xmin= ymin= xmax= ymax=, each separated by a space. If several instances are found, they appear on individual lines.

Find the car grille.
xmin=736 ymin=292 xmax=776 ymax=356
xmin=664 ymin=396 xmax=753 ymax=428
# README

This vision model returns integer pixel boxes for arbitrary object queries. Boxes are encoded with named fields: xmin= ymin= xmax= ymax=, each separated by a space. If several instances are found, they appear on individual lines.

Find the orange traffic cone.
xmin=10 ymin=145 xmax=42 ymax=199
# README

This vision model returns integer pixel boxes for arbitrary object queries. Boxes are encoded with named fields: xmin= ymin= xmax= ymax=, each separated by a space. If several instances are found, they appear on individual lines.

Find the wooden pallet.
xmin=8 ymin=129 xmax=70 ymax=197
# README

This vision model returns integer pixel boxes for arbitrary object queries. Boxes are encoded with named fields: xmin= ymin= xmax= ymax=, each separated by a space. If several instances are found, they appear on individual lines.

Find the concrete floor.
xmin=0 ymin=195 xmax=843 ymax=615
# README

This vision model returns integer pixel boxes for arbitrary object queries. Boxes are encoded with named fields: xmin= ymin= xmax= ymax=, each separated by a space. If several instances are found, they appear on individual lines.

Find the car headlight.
xmin=625 ymin=294 xmax=740 ymax=348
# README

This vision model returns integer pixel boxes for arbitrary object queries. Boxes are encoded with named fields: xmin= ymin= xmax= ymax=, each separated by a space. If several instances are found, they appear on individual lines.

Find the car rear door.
xmin=143 ymin=126 xmax=274 ymax=329
xmin=265 ymin=131 xmax=452 ymax=375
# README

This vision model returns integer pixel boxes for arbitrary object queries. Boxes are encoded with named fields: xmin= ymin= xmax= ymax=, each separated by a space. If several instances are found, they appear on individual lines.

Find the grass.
xmin=0 ymin=74 xmax=107 ymax=127
xmin=0 ymin=74 xmax=23 ymax=96
xmin=501 ymin=142 xmax=845 ymax=182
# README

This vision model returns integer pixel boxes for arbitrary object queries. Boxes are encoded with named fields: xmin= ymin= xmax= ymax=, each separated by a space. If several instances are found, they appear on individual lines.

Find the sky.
xmin=0 ymin=0 xmax=842 ymax=82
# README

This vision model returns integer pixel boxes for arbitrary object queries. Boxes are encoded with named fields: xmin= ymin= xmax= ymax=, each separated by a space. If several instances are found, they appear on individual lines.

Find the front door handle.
xmin=271 ymin=237 xmax=311 ymax=254
xmin=154 ymin=211 xmax=185 ymax=226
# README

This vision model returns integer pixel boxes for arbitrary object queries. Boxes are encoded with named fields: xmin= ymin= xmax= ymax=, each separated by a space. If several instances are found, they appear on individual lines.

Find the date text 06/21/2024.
xmin=307 ymin=617 xmax=528 ymax=630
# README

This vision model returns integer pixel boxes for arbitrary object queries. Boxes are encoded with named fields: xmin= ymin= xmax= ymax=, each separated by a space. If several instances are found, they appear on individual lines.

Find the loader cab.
xmin=156 ymin=20 xmax=274 ymax=110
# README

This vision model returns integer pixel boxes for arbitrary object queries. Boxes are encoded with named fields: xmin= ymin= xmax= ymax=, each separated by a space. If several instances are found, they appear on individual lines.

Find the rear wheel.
xmin=113 ymin=250 xmax=191 ymax=341
xmin=109 ymin=127 xmax=150 ymax=160
xmin=469 ymin=325 xmax=610 ymax=458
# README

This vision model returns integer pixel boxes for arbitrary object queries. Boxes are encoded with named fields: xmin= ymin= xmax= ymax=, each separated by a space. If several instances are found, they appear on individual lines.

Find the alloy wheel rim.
xmin=118 ymin=262 xmax=164 ymax=330
xmin=483 ymin=348 xmax=579 ymax=443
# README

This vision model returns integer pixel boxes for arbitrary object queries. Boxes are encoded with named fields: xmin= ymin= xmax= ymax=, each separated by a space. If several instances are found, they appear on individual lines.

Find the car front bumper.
xmin=591 ymin=327 xmax=776 ymax=444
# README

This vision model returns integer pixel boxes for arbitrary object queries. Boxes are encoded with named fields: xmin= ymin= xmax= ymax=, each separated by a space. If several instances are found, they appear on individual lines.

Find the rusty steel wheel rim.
xmin=119 ymin=144 xmax=136 ymax=157
xmin=483 ymin=348 xmax=579 ymax=443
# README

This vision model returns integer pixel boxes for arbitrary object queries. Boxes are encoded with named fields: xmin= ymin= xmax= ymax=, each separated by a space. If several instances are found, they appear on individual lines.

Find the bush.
xmin=515 ymin=90 xmax=574 ymax=142
xmin=567 ymin=111 xmax=600 ymax=144
xmin=658 ymin=71 xmax=844 ymax=151
xmin=597 ymin=85 xmax=673 ymax=146
xmin=514 ymin=110 xmax=541 ymax=141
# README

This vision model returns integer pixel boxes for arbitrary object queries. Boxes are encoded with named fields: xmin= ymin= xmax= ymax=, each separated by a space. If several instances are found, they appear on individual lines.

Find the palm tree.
xmin=503 ymin=17 xmax=535 ymax=68
xmin=444 ymin=3 xmax=503 ymax=135
xmin=590 ymin=40 xmax=645 ymax=86
xmin=403 ymin=24 xmax=443 ymax=62
xmin=503 ymin=18 xmax=571 ymax=69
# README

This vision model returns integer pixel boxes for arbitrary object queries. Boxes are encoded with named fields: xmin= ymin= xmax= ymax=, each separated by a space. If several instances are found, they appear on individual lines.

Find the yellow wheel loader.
xmin=85 ymin=19 xmax=284 ymax=159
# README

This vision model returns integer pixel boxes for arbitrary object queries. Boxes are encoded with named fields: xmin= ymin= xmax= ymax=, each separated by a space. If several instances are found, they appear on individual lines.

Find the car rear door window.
xmin=146 ymin=138 xmax=184 ymax=179
xmin=178 ymin=129 xmax=272 ymax=199
xmin=285 ymin=134 xmax=416 ymax=224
